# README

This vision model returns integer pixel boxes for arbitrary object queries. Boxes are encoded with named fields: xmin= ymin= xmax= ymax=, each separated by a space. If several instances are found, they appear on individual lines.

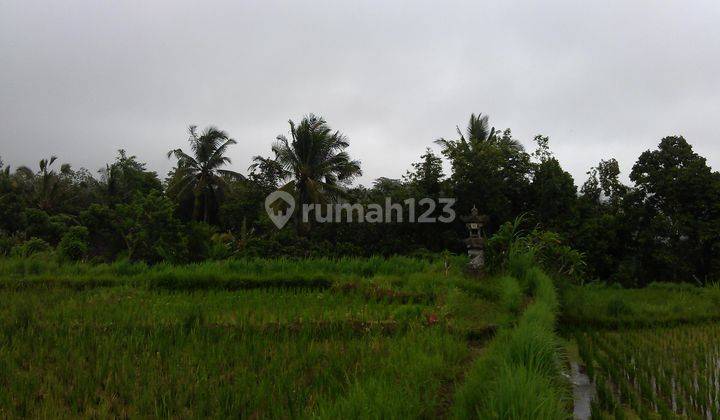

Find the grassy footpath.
xmin=451 ymin=265 xmax=570 ymax=419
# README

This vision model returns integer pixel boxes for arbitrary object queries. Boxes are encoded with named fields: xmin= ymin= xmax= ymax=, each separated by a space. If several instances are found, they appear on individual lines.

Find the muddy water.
xmin=571 ymin=361 xmax=595 ymax=420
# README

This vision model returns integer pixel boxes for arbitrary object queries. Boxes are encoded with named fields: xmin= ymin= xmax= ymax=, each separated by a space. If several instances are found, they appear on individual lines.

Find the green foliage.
xmin=115 ymin=192 xmax=186 ymax=263
xmin=486 ymin=216 xmax=585 ymax=283
xmin=529 ymin=154 xmax=577 ymax=230
xmin=11 ymin=237 xmax=51 ymax=257
xmin=183 ymin=222 xmax=215 ymax=262
xmin=78 ymin=203 xmax=123 ymax=259
xmin=57 ymin=226 xmax=89 ymax=261
xmin=403 ymin=148 xmax=446 ymax=197
xmin=575 ymin=136 xmax=720 ymax=285
xmin=218 ymin=178 xmax=269 ymax=234
xmin=485 ymin=215 xmax=526 ymax=272
xmin=251 ymin=114 xmax=362 ymax=224
xmin=21 ymin=208 xmax=70 ymax=244
xmin=167 ymin=125 xmax=242 ymax=223
xmin=436 ymin=114 xmax=531 ymax=229
xmin=629 ymin=136 xmax=720 ymax=283
xmin=0 ymin=235 xmax=15 ymax=256
xmin=0 ymin=164 xmax=24 ymax=234
xmin=99 ymin=150 xmax=162 ymax=205
xmin=2 ymin=115 xmax=720 ymax=287
xmin=0 ymin=254 xmax=464 ymax=285
xmin=484 ymin=363 xmax=568 ymax=420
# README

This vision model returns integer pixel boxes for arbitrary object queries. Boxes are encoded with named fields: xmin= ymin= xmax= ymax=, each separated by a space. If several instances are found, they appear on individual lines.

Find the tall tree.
xmin=629 ymin=136 xmax=720 ymax=282
xmin=0 ymin=159 xmax=24 ymax=234
xmin=528 ymin=135 xmax=577 ymax=229
xmin=253 ymin=114 xmax=362 ymax=207
xmin=115 ymin=191 xmax=185 ymax=263
xmin=100 ymin=150 xmax=161 ymax=205
xmin=435 ymin=113 xmax=524 ymax=158
xmin=435 ymin=113 xmax=531 ymax=229
xmin=167 ymin=125 xmax=242 ymax=223
xmin=403 ymin=148 xmax=445 ymax=197
xmin=574 ymin=157 xmax=631 ymax=281
xmin=15 ymin=156 xmax=72 ymax=214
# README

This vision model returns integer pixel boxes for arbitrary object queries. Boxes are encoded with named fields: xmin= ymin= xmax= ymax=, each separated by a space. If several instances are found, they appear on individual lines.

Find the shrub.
xmin=11 ymin=237 xmax=51 ymax=257
xmin=486 ymin=216 xmax=585 ymax=283
xmin=0 ymin=235 xmax=15 ymax=256
xmin=79 ymin=203 xmax=124 ymax=259
xmin=508 ymin=245 xmax=535 ymax=289
xmin=19 ymin=209 xmax=75 ymax=245
xmin=184 ymin=222 xmax=215 ymax=262
xmin=208 ymin=232 xmax=236 ymax=260
xmin=115 ymin=192 xmax=185 ymax=263
xmin=57 ymin=226 xmax=89 ymax=261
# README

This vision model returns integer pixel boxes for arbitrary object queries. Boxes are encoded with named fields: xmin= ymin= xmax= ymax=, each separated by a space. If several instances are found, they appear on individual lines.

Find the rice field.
xmin=0 ymin=256 xmax=517 ymax=418
xmin=562 ymin=282 xmax=720 ymax=328
xmin=577 ymin=324 xmax=720 ymax=418
xmin=5 ymin=254 xmax=719 ymax=418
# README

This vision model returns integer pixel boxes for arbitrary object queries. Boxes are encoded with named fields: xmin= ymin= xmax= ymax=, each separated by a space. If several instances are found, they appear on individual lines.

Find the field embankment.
xmin=451 ymin=264 xmax=570 ymax=419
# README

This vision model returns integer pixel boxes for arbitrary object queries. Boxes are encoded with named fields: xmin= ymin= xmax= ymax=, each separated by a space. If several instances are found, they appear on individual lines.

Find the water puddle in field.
xmin=571 ymin=361 xmax=595 ymax=420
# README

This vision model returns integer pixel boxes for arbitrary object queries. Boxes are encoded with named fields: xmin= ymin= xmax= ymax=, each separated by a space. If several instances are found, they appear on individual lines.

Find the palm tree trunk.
xmin=297 ymin=182 xmax=309 ymax=235
xmin=203 ymin=191 xmax=210 ymax=223
xmin=193 ymin=192 xmax=202 ymax=221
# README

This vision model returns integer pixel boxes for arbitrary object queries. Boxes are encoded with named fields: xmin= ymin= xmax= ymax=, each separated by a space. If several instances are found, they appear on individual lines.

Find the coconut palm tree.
xmin=435 ymin=113 xmax=523 ymax=157
xmin=15 ymin=156 xmax=71 ymax=213
xmin=167 ymin=125 xmax=242 ymax=223
xmin=434 ymin=113 xmax=529 ymax=225
xmin=252 ymin=114 xmax=362 ymax=207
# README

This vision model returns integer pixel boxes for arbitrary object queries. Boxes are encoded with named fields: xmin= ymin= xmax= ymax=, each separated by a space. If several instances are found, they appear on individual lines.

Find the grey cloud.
xmin=1 ymin=0 xmax=718 ymax=186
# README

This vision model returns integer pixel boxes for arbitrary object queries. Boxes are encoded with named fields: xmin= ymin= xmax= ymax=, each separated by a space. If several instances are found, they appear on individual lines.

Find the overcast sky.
xmin=1 ymin=0 xmax=719 ymax=187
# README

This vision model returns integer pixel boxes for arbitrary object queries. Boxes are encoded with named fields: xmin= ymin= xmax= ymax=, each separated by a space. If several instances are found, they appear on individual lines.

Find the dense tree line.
xmin=1 ymin=113 xmax=719 ymax=285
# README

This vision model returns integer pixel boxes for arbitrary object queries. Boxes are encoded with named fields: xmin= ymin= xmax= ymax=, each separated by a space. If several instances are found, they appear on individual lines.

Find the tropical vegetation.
xmin=2 ymin=111 xmax=720 ymax=418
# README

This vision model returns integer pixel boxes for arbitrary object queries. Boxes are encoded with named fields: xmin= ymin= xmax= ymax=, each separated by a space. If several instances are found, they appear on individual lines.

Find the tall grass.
xmin=0 ymin=255 xmax=516 ymax=418
xmin=451 ymin=253 xmax=569 ymax=419
xmin=0 ymin=255 xmax=473 ymax=297
xmin=561 ymin=282 xmax=720 ymax=328
xmin=485 ymin=364 xmax=568 ymax=419
xmin=0 ymin=321 xmax=468 ymax=417
xmin=0 ymin=287 xmax=472 ymax=418
xmin=0 ymin=255 xmax=468 ymax=279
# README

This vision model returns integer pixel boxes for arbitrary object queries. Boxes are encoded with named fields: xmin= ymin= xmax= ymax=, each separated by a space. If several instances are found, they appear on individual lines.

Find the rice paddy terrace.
xmin=0 ymin=256 xmax=718 ymax=418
